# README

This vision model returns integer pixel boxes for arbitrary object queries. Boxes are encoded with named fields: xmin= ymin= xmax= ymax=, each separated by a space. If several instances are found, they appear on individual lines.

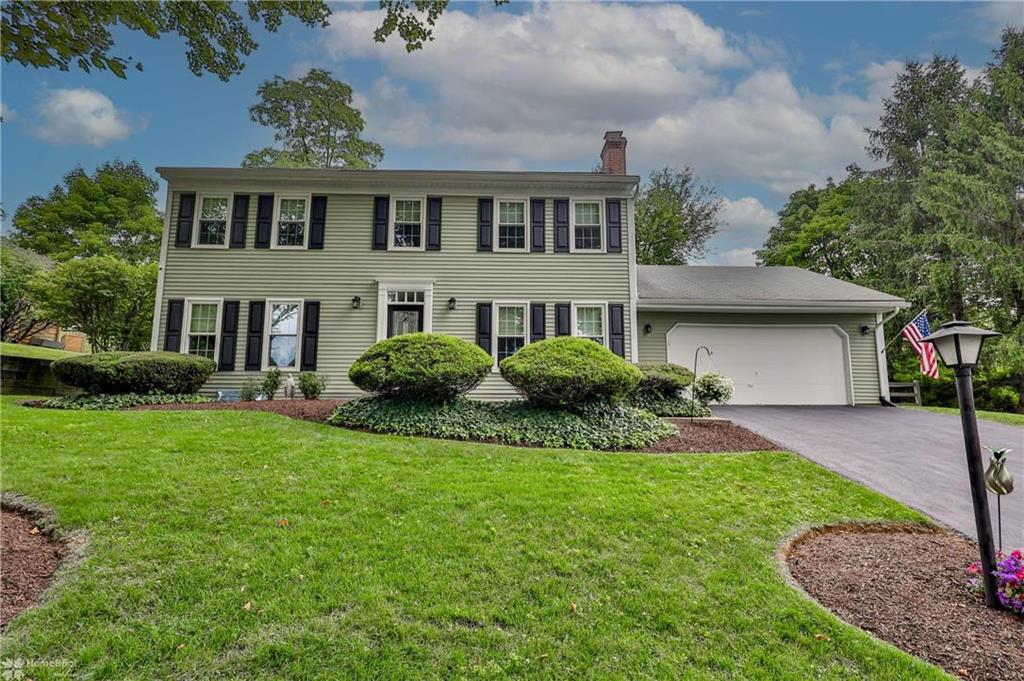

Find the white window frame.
xmin=375 ymin=280 xmax=433 ymax=341
xmin=493 ymin=198 xmax=529 ymax=253
xmin=262 ymin=298 xmax=305 ymax=371
xmin=389 ymin=196 xmax=427 ymax=252
xmin=571 ymin=301 xmax=608 ymax=346
xmin=491 ymin=301 xmax=530 ymax=370
xmin=569 ymin=198 xmax=605 ymax=253
xmin=192 ymin=194 xmax=233 ymax=249
xmin=182 ymin=298 xmax=223 ymax=364
xmin=271 ymin=195 xmax=311 ymax=250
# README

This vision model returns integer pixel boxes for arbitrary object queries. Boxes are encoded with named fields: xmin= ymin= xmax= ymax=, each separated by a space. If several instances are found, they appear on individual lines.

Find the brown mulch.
xmin=641 ymin=418 xmax=780 ymax=453
xmin=1 ymin=509 xmax=66 ymax=628
xmin=133 ymin=399 xmax=344 ymax=423
xmin=785 ymin=525 xmax=1024 ymax=681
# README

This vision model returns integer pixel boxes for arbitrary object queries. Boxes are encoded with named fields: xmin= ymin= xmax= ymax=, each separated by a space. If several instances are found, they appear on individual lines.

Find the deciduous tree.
xmin=0 ymin=242 xmax=51 ymax=343
xmin=635 ymin=167 xmax=721 ymax=265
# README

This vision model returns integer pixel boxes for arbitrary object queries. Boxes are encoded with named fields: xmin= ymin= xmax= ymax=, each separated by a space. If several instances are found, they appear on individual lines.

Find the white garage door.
xmin=666 ymin=324 xmax=852 ymax=405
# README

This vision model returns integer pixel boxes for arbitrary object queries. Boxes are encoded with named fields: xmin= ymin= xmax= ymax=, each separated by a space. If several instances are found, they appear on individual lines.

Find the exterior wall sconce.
xmin=448 ymin=297 xmax=457 ymax=310
xmin=351 ymin=296 xmax=361 ymax=309
xmin=859 ymin=324 xmax=871 ymax=335
xmin=643 ymin=323 xmax=652 ymax=335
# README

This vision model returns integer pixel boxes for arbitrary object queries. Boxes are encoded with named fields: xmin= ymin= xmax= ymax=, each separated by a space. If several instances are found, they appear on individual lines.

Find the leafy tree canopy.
xmin=11 ymin=160 xmax=162 ymax=264
xmin=243 ymin=69 xmax=384 ymax=169
xmin=635 ymin=167 xmax=721 ymax=266
xmin=0 ymin=241 xmax=51 ymax=343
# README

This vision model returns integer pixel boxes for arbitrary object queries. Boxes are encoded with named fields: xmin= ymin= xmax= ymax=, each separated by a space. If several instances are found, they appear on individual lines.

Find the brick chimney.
xmin=599 ymin=130 xmax=627 ymax=175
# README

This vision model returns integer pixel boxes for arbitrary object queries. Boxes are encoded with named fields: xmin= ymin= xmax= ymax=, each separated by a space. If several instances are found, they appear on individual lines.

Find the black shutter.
xmin=530 ymin=303 xmax=546 ymax=343
xmin=230 ymin=195 xmax=249 ymax=249
xmin=606 ymin=199 xmax=622 ymax=254
xmin=219 ymin=300 xmax=240 ymax=371
xmin=609 ymin=304 xmax=625 ymax=357
xmin=372 ymin=196 xmax=389 ymax=250
xmin=530 ymin=198 xmax=545 ymax=252
xmin=300 ymin=301 xmax=320 ymax=371
xmin=426 ymin=196 xmax=442 ymax=251
xmin=554 ymin=198 xmax=569 ymax=252
xmin=174 ymin=194 xmax=195 ymax=247
xmin=309 ymin=196 xmax=327 ymax=249
xmin=164 ymin=299 xmax=185 ymax=351
xmin=476 ymin=302 xmax=492 ymax=353
xmin=477 ymin=198 xmax=493 ymax=251
xmin=254 ymin=195 xmax=274 ymax=249
xmin=555 ymin=303 xmax=571 ymax=336
xmin=244 ymin=301 xmax=265 ymax=370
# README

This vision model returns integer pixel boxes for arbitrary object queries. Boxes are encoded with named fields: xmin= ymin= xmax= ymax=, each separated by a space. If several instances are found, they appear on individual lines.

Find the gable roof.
xmin=637 ymin=265 xmax=908 ymax=311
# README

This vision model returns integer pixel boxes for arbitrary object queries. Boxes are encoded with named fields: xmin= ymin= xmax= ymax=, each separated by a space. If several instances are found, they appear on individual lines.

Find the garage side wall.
xmin=636 ymin=311 xmax=882 ymax=405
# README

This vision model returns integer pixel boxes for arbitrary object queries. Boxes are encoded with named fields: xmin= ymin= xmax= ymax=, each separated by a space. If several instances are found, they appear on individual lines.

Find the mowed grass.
xmin=0 ymin=398 xmax=945 ymax=680
xmin=0 ymin=341 xmax=80 ymax=361
xmin=906 ymin=404 xmax=1024 ymax=428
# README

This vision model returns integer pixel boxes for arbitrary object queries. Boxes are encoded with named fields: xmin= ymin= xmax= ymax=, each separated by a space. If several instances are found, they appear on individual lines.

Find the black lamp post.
xmin=921 ymin=320 xmax=1002 ymax=609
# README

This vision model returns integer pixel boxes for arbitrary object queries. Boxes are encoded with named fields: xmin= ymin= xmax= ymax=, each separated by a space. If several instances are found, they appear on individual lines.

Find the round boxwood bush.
xmin=635 ymin=363 xmax=694 ymax=398
xmin=51 ymin=351 xmax=215 ymax=395
xmin=348 ymin=333 xmax=492 ymax=402
xmin=499 ymin=336 xmax=641 ymax=408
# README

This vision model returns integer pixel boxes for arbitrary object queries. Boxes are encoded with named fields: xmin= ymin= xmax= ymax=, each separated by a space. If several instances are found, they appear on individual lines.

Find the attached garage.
xmin=635 ymin=266 xmax=909 ymax=406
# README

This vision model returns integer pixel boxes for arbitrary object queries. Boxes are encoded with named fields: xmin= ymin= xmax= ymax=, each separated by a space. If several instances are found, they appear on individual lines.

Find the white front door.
xmin=666 ymin=324 xmax=852 ymax=405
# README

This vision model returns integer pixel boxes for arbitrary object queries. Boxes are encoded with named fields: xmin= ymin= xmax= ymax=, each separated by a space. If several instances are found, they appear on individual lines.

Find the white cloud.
xmin=712 ymin=248 xmax=759 ymax=266
xmin=31 ymin=88 xmax=140 ymax=146
xmin=973 ymin=2 xmax=1023 ymax=42
xmin=0 ymin=101 xmax=13 ymax=122
xmin=719 ymin=196 xmax=776 ymax=240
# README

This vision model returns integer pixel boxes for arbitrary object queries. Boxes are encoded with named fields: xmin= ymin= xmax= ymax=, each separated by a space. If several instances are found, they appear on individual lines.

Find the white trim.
xmin=492 ymin=198 xmax=529 ymax=253
xmin=262 ymin=298 xmax=305 ymax=371
xmin=637 ymin=302 xmax=910 ymax=313
xmin=191 ymin=193 xmax=232 ymax=248
xmin=491 ymin=300 xmax=530 ymax=371
xmin=388 ymin=196 xmax=427 ymax=251
xmin=569 ymin=198 xmax=605 ymax=253
xmin=571 ymin=301 xmax=609 ymax=346
xmin=375 ymin=281 xmax=434 ymax=341
xmin=270 ymin=194 xmax=311 ymax=250
xmin=150 ymin=188 xmax=173 ymax=351
xmin=626 ymin=195 xmax=638 ymax=363
xmin=664 ymin=322 xmax=856 ymax=406
xmin=182 ymin=298 xmax=223 ymax=364
xmin=875 ymin=311 xmax=890 ymax=400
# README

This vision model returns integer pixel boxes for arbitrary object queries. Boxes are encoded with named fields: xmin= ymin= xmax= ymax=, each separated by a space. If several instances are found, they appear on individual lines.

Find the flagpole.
xmin=881 ymin=306 xmax=928 ymax=353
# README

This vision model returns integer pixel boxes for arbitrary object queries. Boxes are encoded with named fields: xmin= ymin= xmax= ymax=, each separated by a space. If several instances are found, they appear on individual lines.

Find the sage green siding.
xmin=158 ymin=189 xmax=633 ymax=400
xmin=636 ymin=311 xmax=882 ymax=405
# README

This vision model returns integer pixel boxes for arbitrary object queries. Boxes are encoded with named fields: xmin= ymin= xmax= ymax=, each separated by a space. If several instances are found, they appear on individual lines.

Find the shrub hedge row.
xmin=51 ymin=352 xmax=215 ymax=395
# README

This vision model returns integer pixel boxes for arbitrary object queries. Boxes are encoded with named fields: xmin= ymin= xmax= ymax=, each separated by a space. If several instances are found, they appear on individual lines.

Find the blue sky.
xmin=1 ymin=1 xmax=1020 ymax=263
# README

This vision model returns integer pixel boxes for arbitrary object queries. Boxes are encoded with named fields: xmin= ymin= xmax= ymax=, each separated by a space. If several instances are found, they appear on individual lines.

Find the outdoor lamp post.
xmin=921 ymin=320 xmax=1002 ymax=609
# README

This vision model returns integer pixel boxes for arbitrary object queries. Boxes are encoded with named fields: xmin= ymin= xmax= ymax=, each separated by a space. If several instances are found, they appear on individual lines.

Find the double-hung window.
xmin=496 ymin=200 xmax=526 ymax=251
xmin=495 ymin=303 xmax=527 ymax=363
xmin=184 ymin=300 xmax=220 ymax=360
xmin=195 ymin=196 xmax=230 ymax=247
xmin=266 ymin=301 xmax=301 ymax=370
xmin=392 ymin=199 xmax=423 ymax=249
xmin=574 ymin=304 xmax=605 ymax=345
xmin=275 ymin=197 xmax=308 ymax=248
xmin=572 ymin=200 xmax=603 ymax=251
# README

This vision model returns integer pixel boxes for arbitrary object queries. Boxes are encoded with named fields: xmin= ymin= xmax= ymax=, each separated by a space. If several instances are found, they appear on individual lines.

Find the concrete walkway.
xmin=715 ymin=406 xmax=1024 ymax=545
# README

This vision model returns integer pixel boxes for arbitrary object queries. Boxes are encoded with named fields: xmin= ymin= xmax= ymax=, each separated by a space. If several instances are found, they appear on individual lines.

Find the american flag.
xmin=901 ymin=310 xmax=939 ymax=378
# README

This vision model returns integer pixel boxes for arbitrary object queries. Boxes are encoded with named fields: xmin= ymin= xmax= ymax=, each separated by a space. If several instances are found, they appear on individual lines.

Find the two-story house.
xmin=153 ymin=131 xmax=907 ymax=405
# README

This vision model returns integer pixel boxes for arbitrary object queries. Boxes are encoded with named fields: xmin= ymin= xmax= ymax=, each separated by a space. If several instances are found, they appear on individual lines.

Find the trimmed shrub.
xmin=348 ymin=333 xmax=492 ymax=402
xmin=42 ymin=392 xmax=211 ymax=410
xmin=692 ymin=372 xmax=734 ymax=406
xmin=51 ymin=351 xmax=215 ymax=395
xmin=261 ymin=368 xmax=282 ymax=400
xmin=329 ymin=397 xmax=676 ymax=450
xmin=298 ymin=372 xmax=327 ymax=400
xmin=635 ymin=363 xmax=694 ymax=398
xmin=240 ymin=379 xmax=261 ymax=402
xmin=624 ymin=392 xmax=710 ymax=417
xmin=499 ymin=337 xmax=641 ymax=408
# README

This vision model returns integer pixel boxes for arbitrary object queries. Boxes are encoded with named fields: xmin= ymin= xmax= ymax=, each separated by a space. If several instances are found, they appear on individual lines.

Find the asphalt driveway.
xmin=715 ymin=406 xmax=1024 ymax=545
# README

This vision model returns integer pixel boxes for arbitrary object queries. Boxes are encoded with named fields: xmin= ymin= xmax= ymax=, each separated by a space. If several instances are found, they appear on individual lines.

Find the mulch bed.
xmin=1 ymin=508 xmax=66 ymax=628
xmin=133 ymin=399 xmax=344 ymax=424
xmin=642 ymin=418 xmax=780 ymax=453
xmin=785 ymin=524 xmax=1024 ymax=680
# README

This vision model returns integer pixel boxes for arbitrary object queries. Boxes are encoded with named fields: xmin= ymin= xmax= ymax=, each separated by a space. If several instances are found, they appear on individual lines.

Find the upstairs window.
xmin=185 ymin=300 xmax=219 ymax=360
xmin=574 ymin=304 xmax=605 ymax=345
xmin=496 ymin=200 xmax=526 ymax=251
xmin=275 ymin=197 xmax=308 ymax=248
xmin=195 ymin=196 xmax=230 ymax=246
xmin=267 ymin=301 xmax=300 ymax=369
xmin=495 ymin=304 xmax=526 ymax=362
xmin=573 ymin=201 xmax=602 ymax=251
xmin=393 ymin=199 xmax=423 ymax=249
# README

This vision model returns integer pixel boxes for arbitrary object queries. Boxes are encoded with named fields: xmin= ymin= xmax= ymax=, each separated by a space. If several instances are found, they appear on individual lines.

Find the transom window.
xmin=393 ymin=199 xmax=422 ymax=249
xmin=185 ymin=301 xmax=219 ymax=360
xmin=496 ymin=200 xmax=526 ymax=251
xmin=575 ymin=305 xmax=605 ymax=345
xmin=495 ymin=304 xmax=527 ymax=362
xmin=267 ymin=302 xmax=300 ymax=369
xmin=196 ymin=196 xmax=230 ymax=246
xmin=276 ymin=198 xmax=307 ymax=247
xmin=387 ymin=290 xmax=425 ymax=304
xmin=573 ymin=201 xmax=602 ymax=251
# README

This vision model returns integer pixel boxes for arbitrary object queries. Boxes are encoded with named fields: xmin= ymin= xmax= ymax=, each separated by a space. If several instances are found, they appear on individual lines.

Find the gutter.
xmin=636 ymin=300 xmax=911 ymax=313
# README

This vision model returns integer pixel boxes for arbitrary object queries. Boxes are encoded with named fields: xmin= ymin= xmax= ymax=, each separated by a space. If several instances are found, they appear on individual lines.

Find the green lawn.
xmin=0 ymin=398 xmax=946 ymax=680
xmin=906 ymin=404 xmax=1024 ymax=428
xmin=0 ymin=341 xmax=79 ymax=361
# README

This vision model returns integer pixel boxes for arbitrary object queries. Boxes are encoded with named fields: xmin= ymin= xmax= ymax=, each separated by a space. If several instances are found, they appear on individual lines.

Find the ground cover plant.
xmin=41 ymin=392 xmax=210 ymax=410
xmin=0 ymin=397 xmax=944 ymax=679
